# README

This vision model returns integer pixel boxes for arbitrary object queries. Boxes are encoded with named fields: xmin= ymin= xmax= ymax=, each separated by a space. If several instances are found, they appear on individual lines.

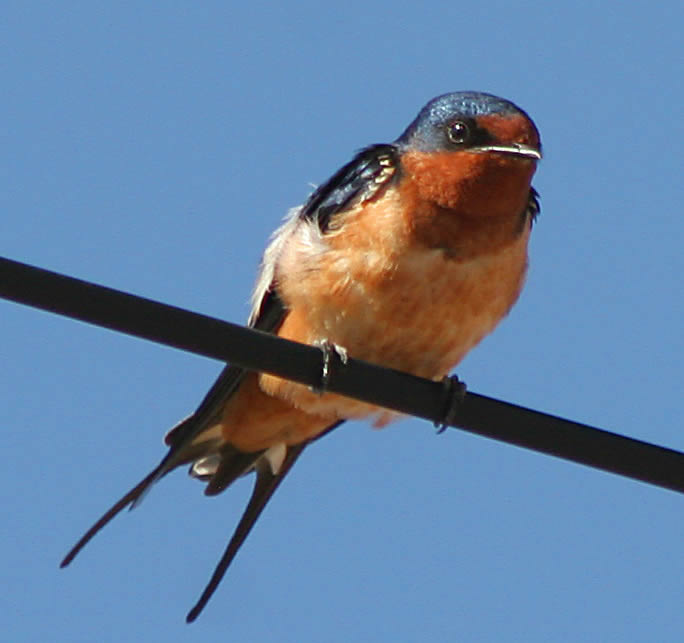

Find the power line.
xmin=2 ymin=255 xmax=684 ymax=494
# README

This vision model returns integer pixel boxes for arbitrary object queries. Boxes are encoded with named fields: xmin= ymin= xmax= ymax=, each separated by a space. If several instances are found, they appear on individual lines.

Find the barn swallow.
xmin=61 ymin=91 xmax=541 ymax=622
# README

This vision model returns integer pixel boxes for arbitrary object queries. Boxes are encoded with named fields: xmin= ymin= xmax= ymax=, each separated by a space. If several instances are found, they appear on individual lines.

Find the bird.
xmin=60 ymin=91 xmax=542 ymax=622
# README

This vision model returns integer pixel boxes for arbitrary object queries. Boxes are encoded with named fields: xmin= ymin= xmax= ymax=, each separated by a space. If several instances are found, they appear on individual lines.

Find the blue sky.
xmin=3 ymin=3 xmax=684 ymax=641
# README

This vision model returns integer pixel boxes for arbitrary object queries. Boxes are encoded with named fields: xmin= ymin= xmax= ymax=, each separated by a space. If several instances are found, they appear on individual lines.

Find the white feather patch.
xmin=249 ymin=205 xmax=330 ymax=326
xmin=262 ymin=442 xmax=287 ymax=475
xmin=190 ymin=454 xmax=221 ymax=478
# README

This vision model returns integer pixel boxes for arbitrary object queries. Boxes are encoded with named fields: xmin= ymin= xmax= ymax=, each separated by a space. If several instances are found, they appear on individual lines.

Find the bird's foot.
xmin=435 ymin=374 xmax=467 ymax=434
xmin=312 ymin=340 xmax=348 ymax=394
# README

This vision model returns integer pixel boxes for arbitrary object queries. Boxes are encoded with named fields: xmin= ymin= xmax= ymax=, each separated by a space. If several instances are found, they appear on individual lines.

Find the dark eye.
xmin=447 ymin=120 xmax=470 ymax=145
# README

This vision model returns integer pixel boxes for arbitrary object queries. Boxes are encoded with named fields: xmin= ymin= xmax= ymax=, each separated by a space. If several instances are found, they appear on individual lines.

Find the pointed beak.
xmin=472 ymin=143 xmax=542 ymax=160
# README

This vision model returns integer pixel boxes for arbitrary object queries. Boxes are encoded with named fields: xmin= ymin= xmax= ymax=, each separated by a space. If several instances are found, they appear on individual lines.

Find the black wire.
xmin=2 ymin=255 xmax=684 ymax=495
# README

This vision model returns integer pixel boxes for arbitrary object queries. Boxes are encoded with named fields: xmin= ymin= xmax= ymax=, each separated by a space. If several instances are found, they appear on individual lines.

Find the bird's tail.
xmin=61 ymin=415 xmax=343 ymax=622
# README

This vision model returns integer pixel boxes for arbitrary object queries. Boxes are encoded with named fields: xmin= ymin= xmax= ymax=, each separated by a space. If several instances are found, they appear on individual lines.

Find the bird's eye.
xmin=447 ymin=120 xmax=470 ymax=145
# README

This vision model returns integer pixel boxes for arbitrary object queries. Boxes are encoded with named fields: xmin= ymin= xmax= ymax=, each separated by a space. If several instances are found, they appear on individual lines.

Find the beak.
xmin=472 ymin=143 xmax=542 ymax=160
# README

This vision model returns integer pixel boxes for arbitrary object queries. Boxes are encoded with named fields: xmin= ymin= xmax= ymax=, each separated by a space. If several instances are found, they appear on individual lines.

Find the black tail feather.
xmin=60 ymin=466 xmax=163 ymax=568
xmin=186 ymin=442 xmax=307 ymax=623
xmin=61 ymin=432 xmax=228 ymax=567
xmin=204 ymin=448 xmax=262 ymax=496
xmin=63 ymin=417 xmax=346 ymax=622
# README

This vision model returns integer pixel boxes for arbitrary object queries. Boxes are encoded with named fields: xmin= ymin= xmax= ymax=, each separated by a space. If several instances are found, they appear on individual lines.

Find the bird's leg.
xmin=312 ymin=339 xmax=348 ymax=394
xmin=435 ymin=374 xmax=467 ymax=434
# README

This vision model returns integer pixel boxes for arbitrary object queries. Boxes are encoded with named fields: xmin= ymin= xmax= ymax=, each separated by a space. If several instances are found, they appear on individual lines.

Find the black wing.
xmin=61 ymin=143 xmax=399 ymax=621
xmin=301 ymin=143 xmax=399 ymax=231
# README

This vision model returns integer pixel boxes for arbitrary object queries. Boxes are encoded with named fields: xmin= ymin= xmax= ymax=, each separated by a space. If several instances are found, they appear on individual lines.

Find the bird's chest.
xmin=278 ymin=225 xmax=530 ymax=379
